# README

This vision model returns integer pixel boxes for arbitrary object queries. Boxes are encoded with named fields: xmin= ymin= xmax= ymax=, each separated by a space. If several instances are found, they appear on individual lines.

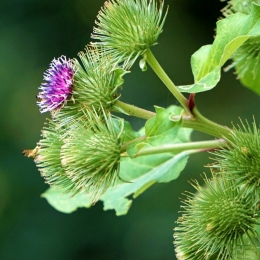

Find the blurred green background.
xmin=1 ymin=0 xmax=260 ymax=259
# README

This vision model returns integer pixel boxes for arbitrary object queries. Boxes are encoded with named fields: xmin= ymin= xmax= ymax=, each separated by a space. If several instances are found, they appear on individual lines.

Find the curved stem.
xmin=121 ymin=135 xmax=146 ymax=153
xmin=115 ymin=100 xmax=232 ymax=140
xmin=135 ymin=139 xmax=227 ymax=157
xmin=171 ymin=108 xmax=232 ymax=140
xmin=193 ymin=108 xmax=232 ymax=139
xmin=145 ymin=48 xmax=192 ymax=116
xmin=114 ymin=100 xmax=155 ymax=119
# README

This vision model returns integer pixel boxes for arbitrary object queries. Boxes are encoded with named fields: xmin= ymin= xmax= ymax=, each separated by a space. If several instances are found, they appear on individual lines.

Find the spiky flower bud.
xmin=33 ymin=107 xmax=122 ymax=202
xmin=73 ymin=46 xmax=126 ymax=109
xmin=174 ymin=175 xmax=259 ymax=260
xmin=34 ymin=120 xmax=76 ymax=192
xmin=60 ymin=107 xmax=122 ymax=203
xmin=222 ymin=0 xmax=260 ymax=17
xmin=37 ymin=56 xmax=75 ymax=113
xmin=228 ymin=35 xmax=260 ymax=90
xmin=52 ymin=46 xmax=128 ymax=127
xmin=213 ymin=119 xmax=260 ymax=199
xmin=91 ymin=0 xmax=168 ymax=67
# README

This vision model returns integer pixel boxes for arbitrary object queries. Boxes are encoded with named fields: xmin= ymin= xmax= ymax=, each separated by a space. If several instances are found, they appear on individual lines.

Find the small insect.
xmin=36 ymin=95 xmax=43 ymax=102
xmin=22 ymin=147 xmax=39 ymax=159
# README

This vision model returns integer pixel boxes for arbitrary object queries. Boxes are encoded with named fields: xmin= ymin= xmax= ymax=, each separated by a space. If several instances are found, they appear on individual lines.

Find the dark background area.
xmin=1 ymin=0 xmax=259 ymax=259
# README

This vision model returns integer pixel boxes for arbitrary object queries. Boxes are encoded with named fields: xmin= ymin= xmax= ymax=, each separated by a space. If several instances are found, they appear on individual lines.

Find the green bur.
xmin=174 ymin=175 xmax=259 ymax=260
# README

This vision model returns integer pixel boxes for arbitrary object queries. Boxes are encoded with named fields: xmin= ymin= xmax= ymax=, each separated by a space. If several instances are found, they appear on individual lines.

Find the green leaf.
xmin=145 ymin=105 xmax=190 ymax=147
xmin=145 ymin=106 xmax=182 ymax=139
xmin=177 ymin=3 xmax=260 ymax=93
xmin=112 ymin=118 xmax=141 ymax=142
xmin=101 ymin=151 xmax=189 ymax=216
xmin=41 ymin=188 xmax=92 ymax=213
xmin=126 ymin=106 xmax=188 ymax=157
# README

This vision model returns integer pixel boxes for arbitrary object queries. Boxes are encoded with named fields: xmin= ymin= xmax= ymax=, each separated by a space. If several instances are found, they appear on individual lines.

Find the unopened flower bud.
xmin=60 ymin=107 xmax=122 ymax=203
xmin=91 ymin=0 xmax=168 ymax=67
xmin=213 ymin=119 xmax=260 ymax=199
xmin=174 ymin=175 xmax=259 ymax=259
xmin=34 ymin=120 xmax=76 ymax=192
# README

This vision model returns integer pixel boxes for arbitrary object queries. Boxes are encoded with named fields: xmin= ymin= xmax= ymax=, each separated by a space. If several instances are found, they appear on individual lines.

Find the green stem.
xmin=121 ymin=135 xmax=146 ymax=153
xmin=145 ymin=48 xmax=191 ymax=116
xmin=171 ymin=108 xmax=232 ymax=140
xmin=193 ymin=108 xmax=232 ymax=139
xmin=114 ymin=100 xmax=155 ymax=120
xmin=135 ymin=139 xmax=227 ymax=157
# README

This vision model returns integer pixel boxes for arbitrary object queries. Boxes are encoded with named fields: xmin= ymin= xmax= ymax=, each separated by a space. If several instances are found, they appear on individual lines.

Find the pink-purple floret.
xmin=37 ymin=56 xmax=74 ymax=113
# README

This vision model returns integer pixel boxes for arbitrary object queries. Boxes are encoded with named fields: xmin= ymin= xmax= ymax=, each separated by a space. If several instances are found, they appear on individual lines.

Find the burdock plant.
xmin=49 ymin=46 xmax=129 ymax=128
xmin=212 ymin=120 xmax=260 ymax=199
xmin=222 ymin=0 xmax=260 ymax=95
xmin=174 ymin=174 xmax=259 ymax=260
xmin=30 ymin=107 xmax=123 ymax=203
xmin=24 ymin=0 xmax=260 ymax=259
xmin=60 ymin=107 xmax=122 ymax=202
xmin=34 ymin=120 xmax=76 ymax=193
xmin=91 ymin=0 xmax=168 ymax=68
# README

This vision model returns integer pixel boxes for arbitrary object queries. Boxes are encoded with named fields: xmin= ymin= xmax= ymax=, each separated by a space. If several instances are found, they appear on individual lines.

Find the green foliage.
xmin=42 ymin=187 xmax=92 ymax=213
xmin=101 ymin=151 xmax=189 ymax=215
xmin=127 ymin=106 xmax=187 ymax=157
xmin=221 ymin=1 xmax=260 ymax=96
xmin=43 ymin=152 xmax=189 ymax=215
xmin=177 ymin=3 xmax=260 ymax=93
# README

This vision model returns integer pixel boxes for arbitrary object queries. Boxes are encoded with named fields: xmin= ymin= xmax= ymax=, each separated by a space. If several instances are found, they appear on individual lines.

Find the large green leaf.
xmin=42 ymin=188 xmax=92 ymax=213
xmin=101 ymin=152 xmax=189 ymax=216
xmin=177 ymin=3 xmax=260 ymax=93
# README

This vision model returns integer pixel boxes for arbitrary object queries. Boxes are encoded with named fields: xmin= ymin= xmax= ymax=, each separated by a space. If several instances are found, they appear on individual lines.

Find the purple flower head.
xmin=37 ymin=56 xmax=75 ymax=113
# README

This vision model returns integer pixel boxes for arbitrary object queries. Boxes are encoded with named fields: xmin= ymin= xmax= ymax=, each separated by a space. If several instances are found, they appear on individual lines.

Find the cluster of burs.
xmin=23 ymin=0 xmax=260 ymax=259
xmin=23 ymin=0 xmax=167 ymax=203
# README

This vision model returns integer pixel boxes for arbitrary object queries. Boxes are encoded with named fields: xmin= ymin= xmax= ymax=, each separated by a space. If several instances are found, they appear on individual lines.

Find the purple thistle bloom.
xmin=37 ymin=56 xmax=75 ymax=113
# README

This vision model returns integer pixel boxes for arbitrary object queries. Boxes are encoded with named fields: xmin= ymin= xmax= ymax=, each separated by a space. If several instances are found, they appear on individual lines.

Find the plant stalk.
xmin=145 ymin=48 xmax=192 ymax=116
xmin=171 ymin=108 xmax=232 ymax=140
xmin=114 ymin=100 xmax=155 ymax=119
xmin=135 ymin=139 xmax=227 ymax=157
